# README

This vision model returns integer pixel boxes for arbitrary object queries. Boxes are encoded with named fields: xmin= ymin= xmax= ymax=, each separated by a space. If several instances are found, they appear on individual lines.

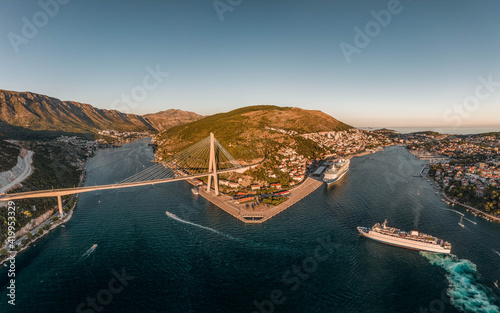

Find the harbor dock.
xmin=198 ymin=177 xmax=323 ymax=224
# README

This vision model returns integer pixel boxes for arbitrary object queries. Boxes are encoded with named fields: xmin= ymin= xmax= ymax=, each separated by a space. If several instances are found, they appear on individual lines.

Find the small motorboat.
xmin=165 ymin=211 xmax=177 ymax=218
xmin=458 ymin=216 xmax=465 ymax=228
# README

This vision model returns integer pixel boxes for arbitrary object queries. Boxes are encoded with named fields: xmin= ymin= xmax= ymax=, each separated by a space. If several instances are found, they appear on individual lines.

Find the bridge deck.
xmin=0 ymin=168 xmax=244 ymax=201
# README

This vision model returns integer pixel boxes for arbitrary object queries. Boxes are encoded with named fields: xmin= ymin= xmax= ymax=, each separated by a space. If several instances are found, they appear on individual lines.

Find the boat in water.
xmin=458 ymin=216 xmax=465 ymax=228
xmin=191 ymin=187 xmax=199 ymax=195
xmin=323 ymin=158 xmax=350 ymax=184
xmin=357 ymin=220 xmax=452 ymax=254
xmin=165 ymin=211 xmax=176 ymax=218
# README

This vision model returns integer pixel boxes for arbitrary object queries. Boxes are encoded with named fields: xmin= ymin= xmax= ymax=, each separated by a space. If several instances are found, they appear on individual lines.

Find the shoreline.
xmin=1 ymin=139 xmax=150 ymax=265
xmin=198 ymin=147 xmax=386 ymax=224
xmin=417 ymin=153 xmax=500 ymax=224
xmin=0 ymin=197 xmax=79 ymax=266
xmin=441 ymin=191 xmax=500 ymax=224
xmin=198 ymin=177 xmax=324 ymax=224
xmin=1 ymin=169 xmax=87 ymax=266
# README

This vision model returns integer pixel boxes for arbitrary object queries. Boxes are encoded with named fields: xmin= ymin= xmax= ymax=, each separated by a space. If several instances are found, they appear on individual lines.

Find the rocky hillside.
xmin=143 ymin=109 xmax=202 ymax=130
xmin=0 ymin=89 xmax=202 ymax=137
xmin=155 ymin=105 xmax=353 ymax=161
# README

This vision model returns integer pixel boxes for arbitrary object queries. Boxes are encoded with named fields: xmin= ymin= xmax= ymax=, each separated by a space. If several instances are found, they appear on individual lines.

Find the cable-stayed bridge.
xmin=0 ymin=133 xmax=251 ymax=215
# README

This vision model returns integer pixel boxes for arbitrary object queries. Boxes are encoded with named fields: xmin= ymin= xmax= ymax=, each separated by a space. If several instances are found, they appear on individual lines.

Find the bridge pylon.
xmin=57 ymin=195 xmax=63 ymax=216
xmin=206 ymin=132 xmax=219 ymax=195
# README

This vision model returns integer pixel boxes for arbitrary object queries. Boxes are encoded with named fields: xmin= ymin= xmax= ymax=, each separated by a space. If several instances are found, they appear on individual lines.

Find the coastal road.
xmin=0 ymin=150 xmax=34 ymax=194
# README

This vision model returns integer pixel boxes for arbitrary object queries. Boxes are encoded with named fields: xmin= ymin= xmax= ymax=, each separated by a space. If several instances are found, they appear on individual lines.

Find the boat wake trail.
xmin=420 ymin=252 xmax=500 ymax=313
xmin=443 ymin=208 xmax=464 ymax=216
xmin=166 ymin=212 xmax=240 ymax=241
xmin=443 ymin=209 xmax=477 ymax=225
xmin=493 ymin=249 xmax=500 ymax=258
xmin=79 ymin=245 xmax=97 ymax=261
xmin=463 ymin=217 xmax=477 ymax=225
xmin=165 ymin=211 xmax=291 ymax=252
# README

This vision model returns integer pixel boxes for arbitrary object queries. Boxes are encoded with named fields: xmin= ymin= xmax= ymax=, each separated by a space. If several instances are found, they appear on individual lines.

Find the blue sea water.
xmin=1 ymin=139 xmax=499 ymax=312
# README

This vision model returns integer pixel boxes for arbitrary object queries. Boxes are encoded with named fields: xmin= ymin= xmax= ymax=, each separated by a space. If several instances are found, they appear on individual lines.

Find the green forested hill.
xmin=155 ymin=105 xmax=352 ymax=162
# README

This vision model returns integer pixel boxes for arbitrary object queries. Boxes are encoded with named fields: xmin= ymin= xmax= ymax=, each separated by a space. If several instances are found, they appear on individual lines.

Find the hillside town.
xmin=56 ymin=136 xmax=99 ymax=159
xmin=402 ymin=132 xmax=500 ymax=217
xmin=204 ymin=129 xmax=395 ymax=208
xmin=302 ymin=129 xmax=391 ymax=156
xmin=97 ymin=129 xmax=151 ymax=145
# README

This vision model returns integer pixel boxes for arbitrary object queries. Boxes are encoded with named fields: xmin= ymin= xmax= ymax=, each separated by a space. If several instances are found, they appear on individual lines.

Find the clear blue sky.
xmin=1 ymin=0 xmax=499 ymax=127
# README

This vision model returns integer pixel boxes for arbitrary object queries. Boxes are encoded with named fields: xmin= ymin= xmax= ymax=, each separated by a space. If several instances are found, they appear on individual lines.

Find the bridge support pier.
xmin=206 ymin=132 xmax=219 ymax=196
xmin=57 ymin=195 xmax=63 ymax=216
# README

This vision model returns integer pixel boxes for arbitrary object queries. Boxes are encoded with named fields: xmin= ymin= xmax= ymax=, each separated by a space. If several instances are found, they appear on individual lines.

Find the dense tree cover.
xmin=0 ymin=140 xmax=20 ymax=172
xmin=446 ymin=184 xmax=500 ymax=215
xmin=248 ymin=156 xmax=292 ymax=187
xmin=0 ymin=142 xmax=86 ymax=244
xmin=292 ymin=136 xmax=326 ymax=159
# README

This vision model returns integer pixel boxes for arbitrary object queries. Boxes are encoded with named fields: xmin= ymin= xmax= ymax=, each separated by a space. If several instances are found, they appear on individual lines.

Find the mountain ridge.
xmin=0 ymin=89 xmax=203 ymax=137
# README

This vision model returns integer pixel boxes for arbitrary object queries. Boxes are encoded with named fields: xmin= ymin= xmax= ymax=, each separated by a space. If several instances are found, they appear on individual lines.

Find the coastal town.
xmin=97 ymin=130 xmax=152 ymax=146
xmin=2 ymin=128 xmax=500 ymax=264
xmin=3 ymin=3 xmax=500 ymax=311
xmin=401 ymin=132 xmax=500 ymax=218
xmin=187 ymin=129 xmax=394 ymax=214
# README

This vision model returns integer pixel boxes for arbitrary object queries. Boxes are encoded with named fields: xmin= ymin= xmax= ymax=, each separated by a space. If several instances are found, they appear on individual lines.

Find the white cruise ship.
xmin=357 ymin=220 xmax=451 ymax=254
xmin=323 ymin=158 xmax=350 ymax=184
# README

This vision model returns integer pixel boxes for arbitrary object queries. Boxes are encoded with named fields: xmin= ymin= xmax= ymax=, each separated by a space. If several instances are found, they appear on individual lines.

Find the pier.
xmin=198 ymin=177 xmax=324 ymax=224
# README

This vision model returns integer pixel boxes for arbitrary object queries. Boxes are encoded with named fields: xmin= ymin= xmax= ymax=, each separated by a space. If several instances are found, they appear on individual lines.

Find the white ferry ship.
xmin=357 ymin=220 xmax=451 ymax=254
xmin=323 ymin=158 xmax=350 ymax=184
